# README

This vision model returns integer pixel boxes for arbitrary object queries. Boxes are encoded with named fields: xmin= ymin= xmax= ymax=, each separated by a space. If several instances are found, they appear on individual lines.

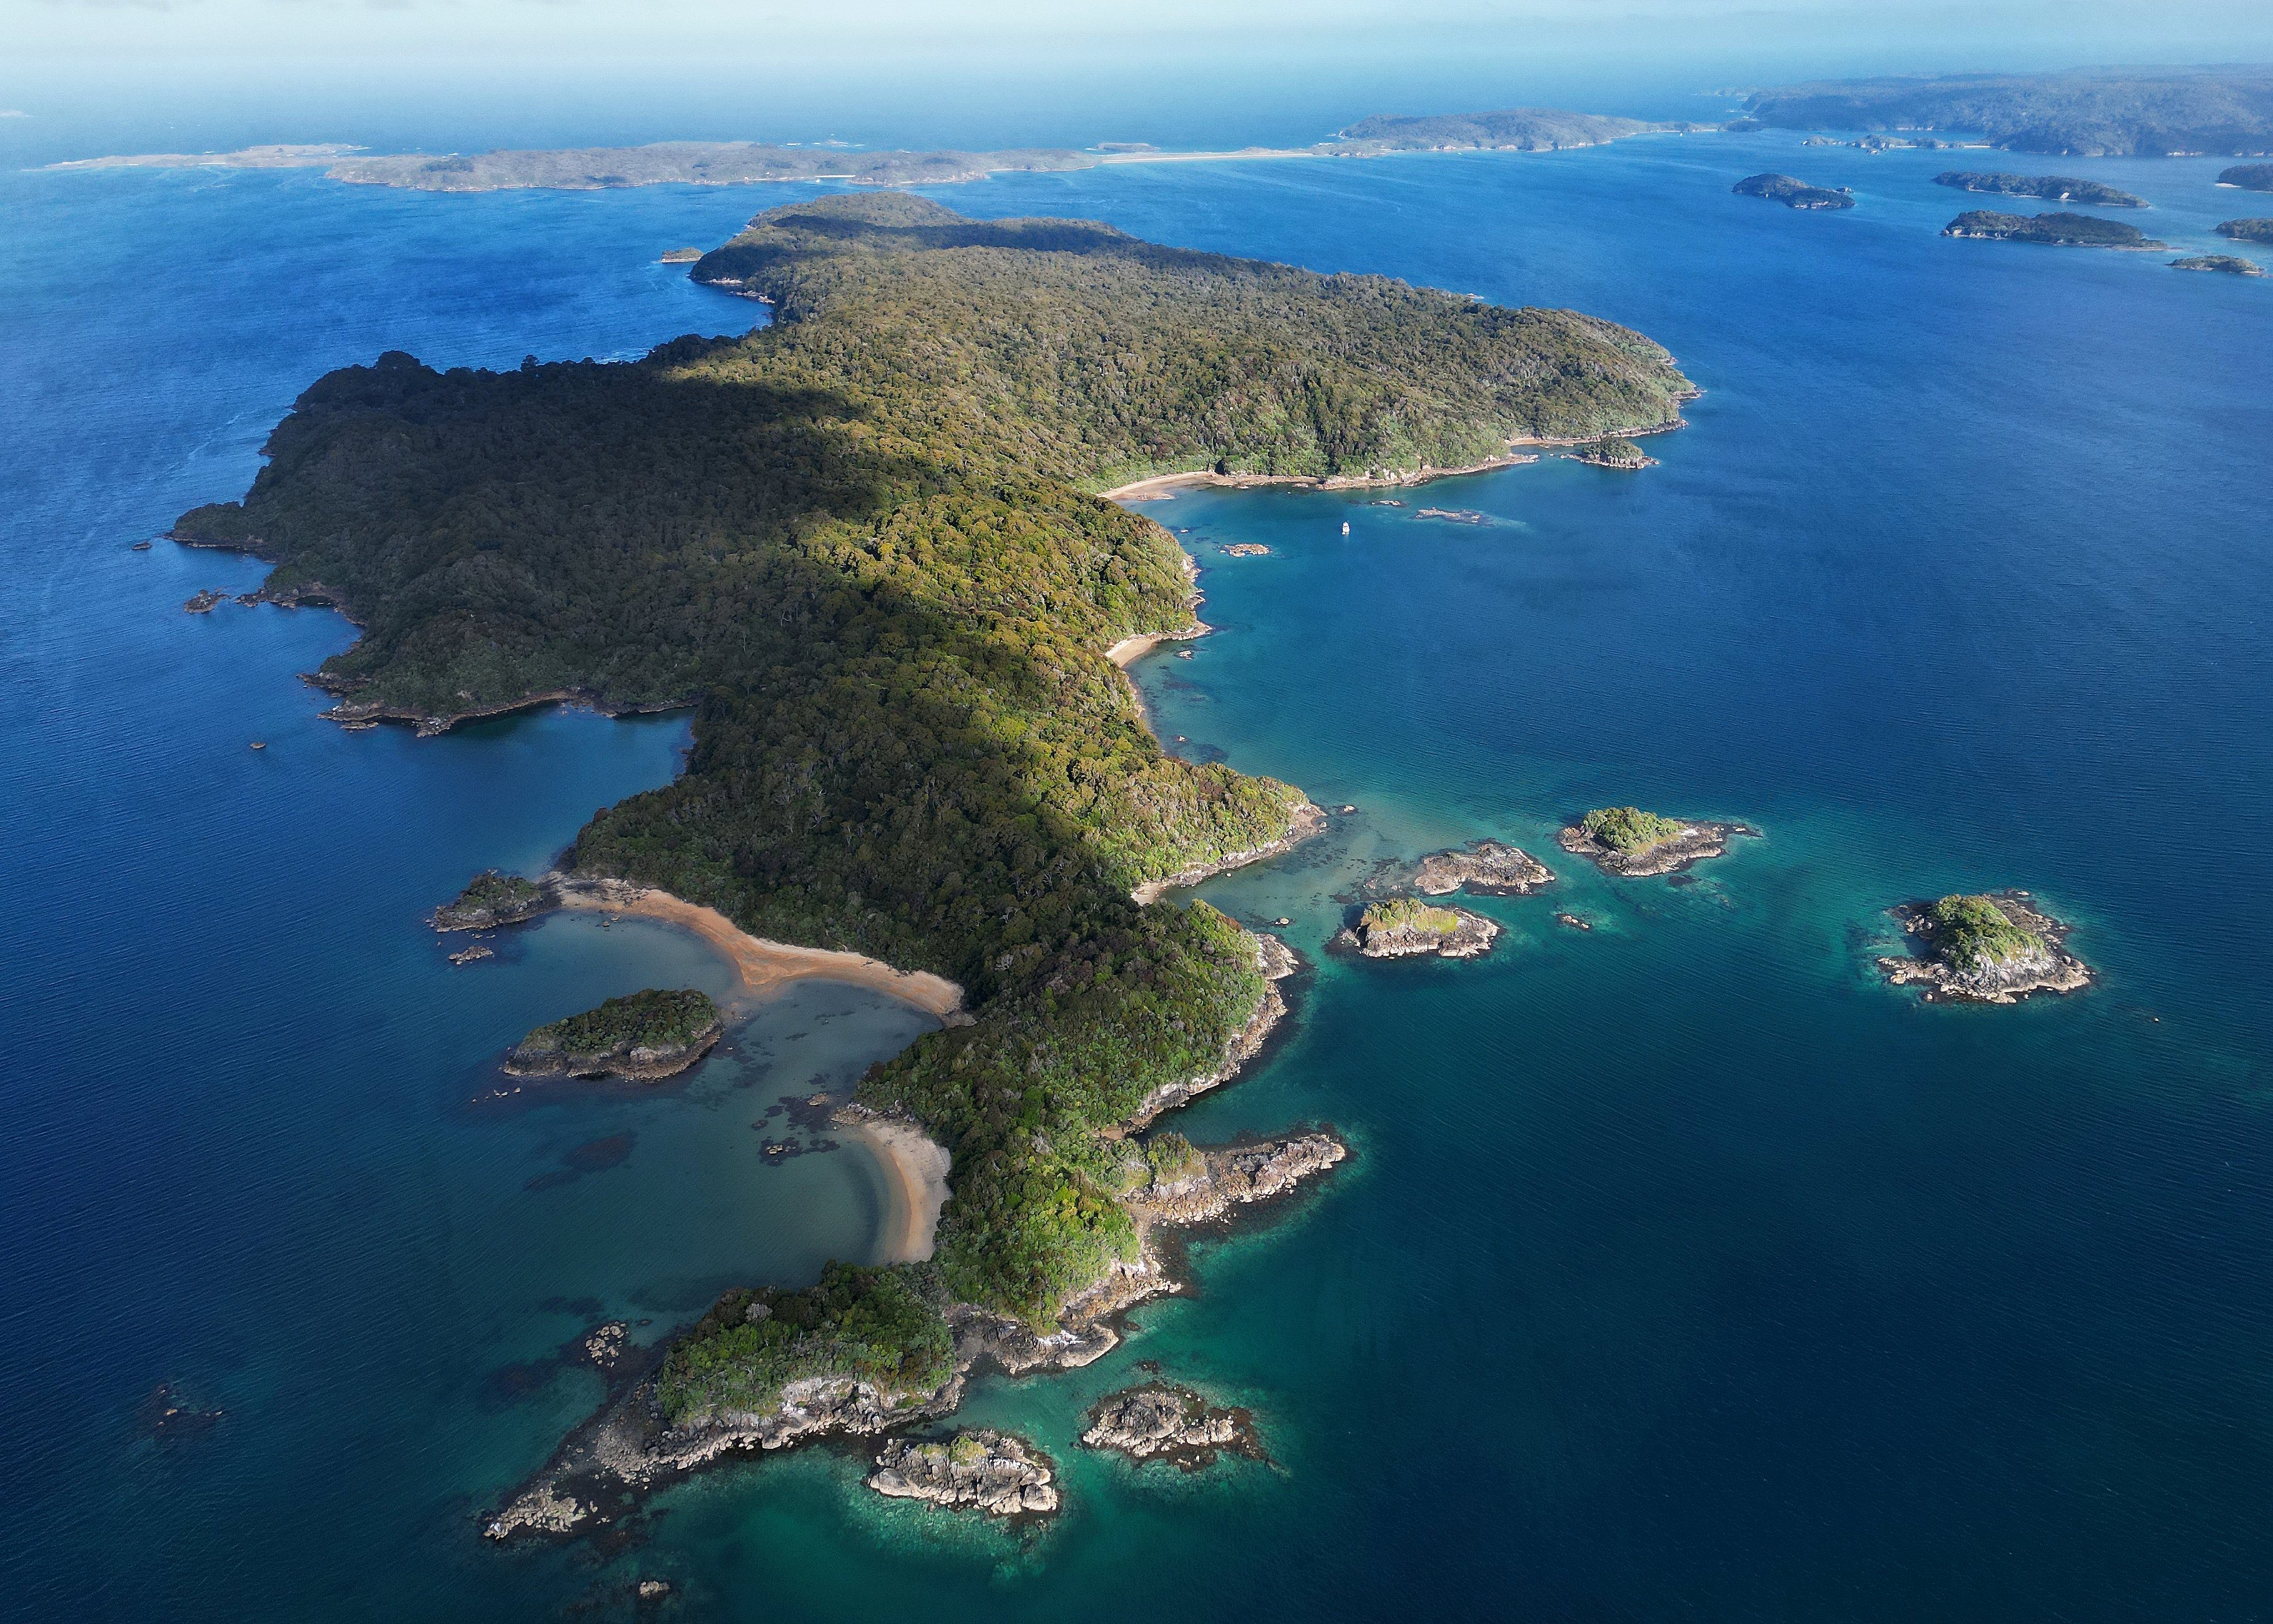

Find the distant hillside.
xmin=1335 ymin=108 xmax=1672 ymax=152
xmin=1744 ymin=68 xmax=2273 ymax=157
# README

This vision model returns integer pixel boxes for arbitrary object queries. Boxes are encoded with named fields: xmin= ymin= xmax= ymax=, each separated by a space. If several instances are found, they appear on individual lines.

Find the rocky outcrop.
xmin=486 ymin=1124 xmax=1346 ymax=1539
xmin=183 ymin=589 xmax=229 ymax=613
xmin=1081 ymin=1384 xmax=1260 ymax=1468
xmin=1876 ymin=890 xmax=2091 ymax=1004
xmin=1412 ymin=840 xmax=1554 ymax=896
xmin=1126 ymin=929 xmax=1299 ymax=1129
xmin=1132 ymin=1134 xmax=1348 ymax=1227
xmin=867 ymin=1431 xmax=1059 ymax=1517
xmin=1333 ymin=900 xmax=1499 ymax=959
xmin=1557 ymin=818 xmax=1753 ymax=877
xmin=432 ymin=870 xmax=558 ymax=931
xmin=485 ymin=1366 xmax=960 ymax=1541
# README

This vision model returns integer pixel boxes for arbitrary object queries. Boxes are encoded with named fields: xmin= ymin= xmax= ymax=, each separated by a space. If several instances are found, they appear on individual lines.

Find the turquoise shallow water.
xmin=5 ymin=132 xmax=2273 ymax=1620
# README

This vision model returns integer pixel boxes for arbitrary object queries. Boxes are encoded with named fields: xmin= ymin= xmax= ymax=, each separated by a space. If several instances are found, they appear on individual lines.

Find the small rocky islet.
xmin=1877 ymin=890 xmax=2090 ymax=1004
xmin=2172 ymin=255 xmax=2264 ymax=276
xmin=1557 ymin=806 xmax=1752 ymax=877
xmin=1334 ymin=897 xmax=1499 ymax=960
xmin=1411 ymin=839 xmax=1554 ymax=897
xmin=866 ymin=1430 xmax=1058 ymax=1517
xmin=503 ymin=988 xmax=723 ymax=1081
xmin=1081 ymin=1383 xmax=1262 ymax=1469
xmin=1573 ymin=434 xmax=1653 ymax=469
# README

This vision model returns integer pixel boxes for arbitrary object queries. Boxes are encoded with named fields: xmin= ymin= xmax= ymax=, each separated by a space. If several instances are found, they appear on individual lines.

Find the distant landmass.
xmin=1333 ymin=107 xmax=1677 ymax=152
xmin=1743 ymin=67 xmax=2273 ymax=157
xmin=1942 ymin=210 xmax=2166 ymax=248
xmin=2222 ymin=163 xmax=2273 ymax=190
xmin=328 ymin=142 xmax=1101 ymax=191
xmin=1733 ymin=172 xmax=1856 ymax=210
xmin=1934 ymin=171 xmax=2148 ymax=207
xmin=49 ymin=105 xmax=1690 ymax=193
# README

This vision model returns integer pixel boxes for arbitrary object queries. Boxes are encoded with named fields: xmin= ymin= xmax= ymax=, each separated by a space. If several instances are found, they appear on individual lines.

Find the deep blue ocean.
xmin=4 ymin=128 xmax=2271 ymax=1622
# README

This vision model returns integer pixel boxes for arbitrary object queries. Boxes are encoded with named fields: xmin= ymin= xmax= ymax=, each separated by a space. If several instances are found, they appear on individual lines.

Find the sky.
xmin=4 ymin=0 xmax=2271 ymax=155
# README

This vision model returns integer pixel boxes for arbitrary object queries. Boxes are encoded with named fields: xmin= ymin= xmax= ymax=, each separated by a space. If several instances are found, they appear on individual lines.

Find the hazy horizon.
xmin=6 ymin=1 xmax=2271 ymax=163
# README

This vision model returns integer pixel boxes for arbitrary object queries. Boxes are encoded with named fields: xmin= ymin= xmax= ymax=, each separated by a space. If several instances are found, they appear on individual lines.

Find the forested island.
xmin=1933 ymin=172 xmax=2148 ymax=207
xmin=180 ymin=192 xmax=1690 ymax=1531
xmin=1559 ymin=807 xmax=1751 ymax=877
xmin=1733 ymin=173 xmax=1856 ymax=210
xmin=1942 ymin=210 xmax=2164 ymax=248
xmin=1877 ymin=892 xmax=2091 ymax=1003
xmin=1741 ymin=68 xmax=2273 ymax=157
xmin=504 ymin=988 xmax=723 ymax=1081
xmin=2219 ymin=163 xmax=2273 ymax=190
xmin=2217 ymin=219 xmax=2273 ymax=243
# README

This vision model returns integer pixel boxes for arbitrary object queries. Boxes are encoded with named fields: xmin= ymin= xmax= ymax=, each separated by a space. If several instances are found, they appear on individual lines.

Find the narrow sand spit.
xmin=553 ymin=880 xmax=966 ymax=1021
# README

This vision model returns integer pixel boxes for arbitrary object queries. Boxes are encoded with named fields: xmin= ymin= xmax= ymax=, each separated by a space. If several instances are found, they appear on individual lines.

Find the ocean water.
xmin=5 ymin=132 xmax=2272 ymax=1621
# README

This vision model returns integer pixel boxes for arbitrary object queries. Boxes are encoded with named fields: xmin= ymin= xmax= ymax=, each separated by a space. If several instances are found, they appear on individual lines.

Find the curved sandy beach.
xmin=845 ymin=1117 xmax=954 ymax=1262
xmin=1106 ymin=624 xmax=1207 ymax=668
xmin=552 ymin=877 xmax=966 ymax=1020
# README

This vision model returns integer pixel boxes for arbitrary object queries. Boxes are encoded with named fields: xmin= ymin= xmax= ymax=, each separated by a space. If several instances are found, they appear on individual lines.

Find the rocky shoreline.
xmin=1081 ymin=1383 xmax=1262 ymax=1469
xmin=1125 ymin=929 xmax=1300 ymax=1129
xmin=1877 ymin=890 xmax=2091 ymax=1004
xmin=867 ymin=1431 xmax=1058 ymax=1517
xmin=482 ymin=1125 xmax=1345 ymax=1540
xmin=1131 ymin=801 xmax=1329 ymax=904
xmin=1557 ymin=816 xmax=1755 ymax=878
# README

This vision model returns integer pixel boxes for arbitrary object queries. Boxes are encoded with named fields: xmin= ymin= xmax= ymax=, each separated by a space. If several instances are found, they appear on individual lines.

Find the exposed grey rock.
xmin=868 ymin=1430 xmax=1059 ymax=1516
xmin=1412 ymin=839 xmax=1554 ymax=896
xmin=1081 ymin=1383 xmax=1260 ymax=1467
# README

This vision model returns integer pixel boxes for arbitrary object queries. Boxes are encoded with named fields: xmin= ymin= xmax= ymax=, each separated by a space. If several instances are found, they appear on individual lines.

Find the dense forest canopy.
xmin=178 ymin=192 xmax=1688 ymax=1346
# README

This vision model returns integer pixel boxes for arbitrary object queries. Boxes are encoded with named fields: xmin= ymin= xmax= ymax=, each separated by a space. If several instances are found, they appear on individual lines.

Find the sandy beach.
xmin=1106 ymin=624 xmax=1207 ymax=668
xmin=1098 ymin=421 xmax=1688 ymax=506
xmin=845 ymin=1117 xmax=955 ymax=1262
xmin=552 ymin=878 xmax=966 ymax=1020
